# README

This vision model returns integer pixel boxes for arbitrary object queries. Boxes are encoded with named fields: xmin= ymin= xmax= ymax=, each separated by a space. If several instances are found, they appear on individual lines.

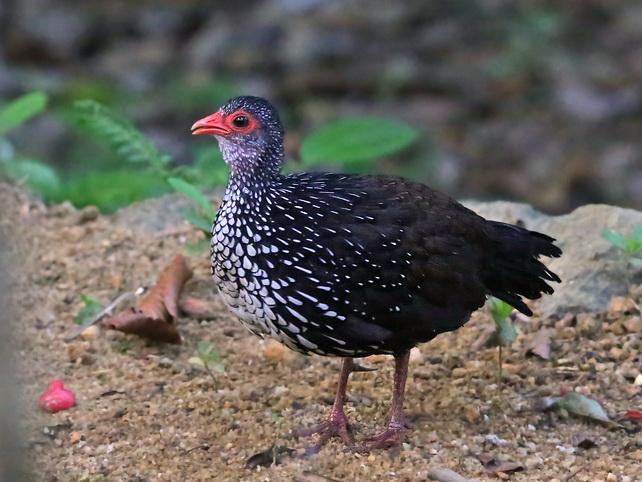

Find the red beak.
xmin=191 ymin=111 xmax=229 ymax=136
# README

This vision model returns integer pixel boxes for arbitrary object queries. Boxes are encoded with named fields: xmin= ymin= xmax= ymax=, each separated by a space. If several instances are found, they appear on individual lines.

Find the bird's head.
xmin=191 ymin=96 xmax=284 ymax=175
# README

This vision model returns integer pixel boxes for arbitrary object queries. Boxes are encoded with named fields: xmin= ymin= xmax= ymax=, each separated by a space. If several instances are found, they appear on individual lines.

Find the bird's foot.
xmin=292 ymin=411 xmax=353 ymax=449
xmin=352 ymin=425 xmax=406 ymax=453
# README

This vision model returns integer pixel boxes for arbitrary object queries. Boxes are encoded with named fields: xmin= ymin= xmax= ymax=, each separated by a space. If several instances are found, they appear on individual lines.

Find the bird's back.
xmin=212 ymin=172 xmax=560 ymax=357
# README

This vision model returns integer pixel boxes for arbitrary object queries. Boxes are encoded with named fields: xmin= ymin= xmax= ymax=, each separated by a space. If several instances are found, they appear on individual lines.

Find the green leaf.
xmin=488 ymin=297 xmax=515 ymax=323
xmin=300 ymin=118 xmax=418 ymax=168
xmin=487 ymin=297 xmax=517 ymax=346
xmin=184 ymin=239 xmax=211 ymax=256
xmin=56 ymin=169 xmax=170 ymax=213
xmin=632 ymin=225 xmax=642 ymax=241
xmin=553 ymin=391 xmax=612 ymax=424
xmin=74 ymin=295 xmax=104 ymax=325
xmin=601 ymin=229 xmax=628 ymax=251
xmin=0 ymin=92 xmax=48 ymax=137
xmin=495 ymin=317 xmax=519 ymax=346
xmin=179 ymin=207 xmax=213 ymax=233
xmin=4 ymin=159 xmax=61 ymax=198
xmin=197 ymin=341 xmax=223 ymax=372
xmin=70 ymin=100 xmax=171 ymax=171
xmin=168 ymin=177 xmax=216 ymax=219
xmin=197 ymin=340 xmax=214 ymax=357
xmin=624 ymin=236 xmax=642 ymax=255
xmin=188 ymin=356 xmax=205 ymax=367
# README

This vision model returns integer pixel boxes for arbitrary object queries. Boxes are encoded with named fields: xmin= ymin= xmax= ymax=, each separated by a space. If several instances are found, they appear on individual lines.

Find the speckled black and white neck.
xmin=208 ymin=96 xmax=561 ymax=359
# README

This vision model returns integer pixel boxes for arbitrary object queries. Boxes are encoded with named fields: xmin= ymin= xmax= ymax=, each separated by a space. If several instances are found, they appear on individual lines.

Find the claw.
xmin=352 ymin=426 xmax=405 ymax=453
xmin=292 ymin=411 xmax=353 ymax=448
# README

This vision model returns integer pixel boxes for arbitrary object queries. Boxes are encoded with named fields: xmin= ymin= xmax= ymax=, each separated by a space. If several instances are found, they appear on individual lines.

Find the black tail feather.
xmin=483 ymin=221 xmax=562 ymax=316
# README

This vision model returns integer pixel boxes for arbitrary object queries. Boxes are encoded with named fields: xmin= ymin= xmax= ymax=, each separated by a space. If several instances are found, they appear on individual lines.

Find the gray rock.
xmin=427 ymin=468 xmax=470 ymax=482
xmin=539 ymin=204 xmax=642 ymax=316
xmin=464 ymin=201 xmax=642 ymax=317
xmin=112 ymin=193 xmax=204 ymax=234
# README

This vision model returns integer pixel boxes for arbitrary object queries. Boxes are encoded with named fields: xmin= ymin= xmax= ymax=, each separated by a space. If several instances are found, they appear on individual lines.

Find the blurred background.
xmin=1 ymin=0 xmax=642 ymax=214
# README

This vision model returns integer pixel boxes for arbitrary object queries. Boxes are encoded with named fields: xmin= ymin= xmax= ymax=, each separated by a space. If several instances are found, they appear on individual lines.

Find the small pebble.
xmin=627 ymin=449 xmax=642 ymax=460
xmin=624 ymin=316 xmax=642 ymax=333
xmin=409 ymin=347 xmax=423 ymax=364
xmin=75 ymin=205 xmax=100 ymax=224
xmin=80 ymin=325 xmax=100 ymax=341
xmin=261 ymin=339 xmax=293 ymax=364
xmin=427 ymin=468 xmax=469 ymax=482
xmin=607 ymin=321 xmax=626 ymax=335
xmin=609 ymin=296 xmax=636 ymax=314
xmin=525 ymin=455 xmax=543 ymax=468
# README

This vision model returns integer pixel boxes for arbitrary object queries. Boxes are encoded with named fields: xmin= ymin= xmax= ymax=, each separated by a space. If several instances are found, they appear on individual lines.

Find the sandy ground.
xmin=3 ymin=183 xmax=641 ymax=481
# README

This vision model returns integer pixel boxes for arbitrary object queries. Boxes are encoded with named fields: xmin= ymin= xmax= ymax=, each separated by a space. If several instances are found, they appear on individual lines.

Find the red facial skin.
xmin=191 ymin=110 xmax=259 ymax=136
xmin=38 ymin=380 xmax=76 ymax=413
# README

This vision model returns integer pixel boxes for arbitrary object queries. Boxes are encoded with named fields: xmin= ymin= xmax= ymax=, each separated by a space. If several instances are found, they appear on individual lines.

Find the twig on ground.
xmin=564 ymin=462 xmax=587 ymax=481
xmin=64 ymin=288 xmax=145 ymax=342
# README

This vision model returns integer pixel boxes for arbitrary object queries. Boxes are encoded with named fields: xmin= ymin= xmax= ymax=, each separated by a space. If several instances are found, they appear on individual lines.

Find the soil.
xmin=4 ymin=183 xmax=642 ymax=481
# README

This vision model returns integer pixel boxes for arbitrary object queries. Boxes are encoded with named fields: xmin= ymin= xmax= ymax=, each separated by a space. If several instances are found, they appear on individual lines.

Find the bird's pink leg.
xmin=356 ymin=350 xmax=410 ymax=452
xmin=292 ymin=357 xmax=354 ymax=448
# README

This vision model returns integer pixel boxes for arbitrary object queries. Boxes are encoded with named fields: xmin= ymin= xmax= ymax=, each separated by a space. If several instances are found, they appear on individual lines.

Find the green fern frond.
xmin=71 ymin=100 xmax=171 ymax=173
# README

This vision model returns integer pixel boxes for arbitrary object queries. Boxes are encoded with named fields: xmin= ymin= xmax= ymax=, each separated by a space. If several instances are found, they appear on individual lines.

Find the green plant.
xmin=68 ymin=100 xmax=215 ymax=229
xmin=0 ymin=92 xmax=61 ymax=198
xmin=189 ymin=340 xmax=225 ymax=384
xmin=73 ymin=295 xmax=104 ymax=325
xmin=488 ymin=297 xmax=519 ymax=346
xmin=71 ymin=100 xmax=172 ymax=172
xmin=0 ymin=92 xmax=48 ymax=137
xmin=300 ymin=117 xmax=418 ymax=173
xmin=167 ymin=177 xmax=216 ymax=233
xmin=487 ymin=297 xmax=519 ymax=385
xmin=602 ymin=227 xmax=642 ymax=270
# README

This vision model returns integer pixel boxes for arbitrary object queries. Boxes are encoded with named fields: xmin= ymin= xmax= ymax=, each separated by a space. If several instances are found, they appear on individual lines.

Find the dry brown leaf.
xmin=571 ymin=433 xmax=597 ymax=449
xmin=526 ymin=328 xmax=554 ymax=360
xmin=476 ymin=453 xmax=524 ymax=474
xmin=103 ymin=255 xmax=193 ymax=344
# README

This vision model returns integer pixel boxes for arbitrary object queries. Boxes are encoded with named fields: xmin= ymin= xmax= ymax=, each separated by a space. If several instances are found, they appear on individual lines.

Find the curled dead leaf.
xmin=475 ymin=453 xmax=524 ymax=474
xmin=103 ymin=255 xmax=193 ymax=344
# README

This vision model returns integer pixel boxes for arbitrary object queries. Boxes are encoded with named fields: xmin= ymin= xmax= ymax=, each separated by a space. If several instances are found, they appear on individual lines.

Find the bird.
xmin=191 ymin=96 xmax=561 ymax=452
